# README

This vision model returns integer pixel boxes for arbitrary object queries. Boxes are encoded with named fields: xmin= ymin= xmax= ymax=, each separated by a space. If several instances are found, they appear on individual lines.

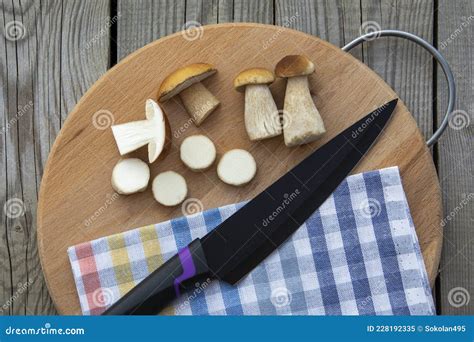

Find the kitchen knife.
xmin=103 ymin=99 xmax=398 ymax=315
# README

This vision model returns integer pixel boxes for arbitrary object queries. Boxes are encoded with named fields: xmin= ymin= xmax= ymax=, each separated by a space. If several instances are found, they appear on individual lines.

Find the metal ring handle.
xmin=342 ymin=30 xmax=456 ymax=147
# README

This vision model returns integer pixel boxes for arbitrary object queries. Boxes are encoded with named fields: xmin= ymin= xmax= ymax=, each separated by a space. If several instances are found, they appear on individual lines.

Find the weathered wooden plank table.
xmin=0 ymin=0 xmax=472 ymax=315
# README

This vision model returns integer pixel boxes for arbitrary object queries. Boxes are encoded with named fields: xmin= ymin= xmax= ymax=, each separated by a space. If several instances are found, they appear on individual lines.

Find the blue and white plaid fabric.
xmin=69 ymin=166 xmax=435 ymax=315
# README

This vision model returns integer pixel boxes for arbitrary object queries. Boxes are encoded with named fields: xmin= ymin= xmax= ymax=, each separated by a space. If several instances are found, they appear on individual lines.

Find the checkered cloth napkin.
xmin=68 ymin=166 xmax=435 ymax=315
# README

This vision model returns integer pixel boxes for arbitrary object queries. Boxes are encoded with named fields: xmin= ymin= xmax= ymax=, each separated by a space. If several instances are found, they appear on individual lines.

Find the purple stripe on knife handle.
xmin=173 ymin=246 xmax=196 ymax=297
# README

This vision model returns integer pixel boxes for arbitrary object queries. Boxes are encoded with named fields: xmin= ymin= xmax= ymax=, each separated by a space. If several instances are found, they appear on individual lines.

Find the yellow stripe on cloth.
xmin=138 ymin=224 xmax=174 ymax=315
xmin=107 ymin=234 xmax=135 ymax=297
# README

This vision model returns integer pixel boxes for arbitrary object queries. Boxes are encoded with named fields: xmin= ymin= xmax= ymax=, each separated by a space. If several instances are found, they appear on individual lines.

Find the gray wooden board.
xmin=0 ymin=0 xmax=471 ymax=315
xmin=0 ymin=0 xmax=110 ymax=315
xmin=437 ymin=0 xmax=474 ymax=315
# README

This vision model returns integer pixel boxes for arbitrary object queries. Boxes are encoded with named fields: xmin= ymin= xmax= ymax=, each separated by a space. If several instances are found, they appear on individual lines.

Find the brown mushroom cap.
xmin=158 ymin=63 xmax=217 ymax=102
xmin=275 ymin=55 xmax=315 ymax=78
xmin=233 ymin=68 xmax=275 ymax=92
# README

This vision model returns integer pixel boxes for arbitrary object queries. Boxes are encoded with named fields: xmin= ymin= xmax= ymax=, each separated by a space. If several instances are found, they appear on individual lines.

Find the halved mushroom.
xmin=111 ymin=158 xmax=150 ymax=195
xmin=234 ymin=68 xmax=281 ymax=141
xmin=158 ymin=63 xmax=220 ymax=126
xmin=111 ymin=99 xmax=171 ymax=163
xmin=275 ymin=55 xmax=326 ymax=147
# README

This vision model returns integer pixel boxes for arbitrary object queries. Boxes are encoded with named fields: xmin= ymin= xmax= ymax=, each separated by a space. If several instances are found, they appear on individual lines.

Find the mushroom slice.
xmin=234 ymin=68 xmax=281 ymax=141
xmin=111 ymin=99 xmax=170 ymax=163
xmin=275 ymin=55 xmax=326 ymax=147
xmin=111 ymin=158 xmax=150 ymax=195
xmin=217 ymin=149 xmax=257 ymax=186
xmin=152 ymin=171 xmax=188 ymax=206
xmin=158 ymin=63 xmax=220 ymax=126
xmin=180 ymin=135 xmax=217 ymax=171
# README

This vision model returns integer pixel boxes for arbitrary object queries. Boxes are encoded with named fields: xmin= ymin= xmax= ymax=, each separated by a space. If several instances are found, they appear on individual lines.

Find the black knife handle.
xmin=102 ymin=238 xmax=211 ymax=315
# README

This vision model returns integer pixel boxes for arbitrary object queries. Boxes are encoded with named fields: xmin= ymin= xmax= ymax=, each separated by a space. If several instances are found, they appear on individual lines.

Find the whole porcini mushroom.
xmin=275 ymin=55 xmax=326 ymax=146
xmin=157 ymin=63 xmax=220 ymax=126
xmin=234 ymin=68 xmax=282 ymax=141
xmin=111 ymin=99 xmax=171 ymax=163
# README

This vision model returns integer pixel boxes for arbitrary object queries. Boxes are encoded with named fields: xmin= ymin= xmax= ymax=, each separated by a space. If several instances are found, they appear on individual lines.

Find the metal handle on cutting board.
xmin=342 ymin=29 xmax=456 ymax=147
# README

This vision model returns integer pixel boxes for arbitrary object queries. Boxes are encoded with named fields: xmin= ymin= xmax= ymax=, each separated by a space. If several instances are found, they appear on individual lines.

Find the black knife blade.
xmin=103 ymin=98 xmax=397 ymax=315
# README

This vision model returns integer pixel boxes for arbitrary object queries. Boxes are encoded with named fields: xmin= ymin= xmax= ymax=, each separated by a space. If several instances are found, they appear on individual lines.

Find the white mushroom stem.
xmin=112 ymin=119 xmax=158 ymax=153
xmin=244 ymin=84 xmax=282 ymax=141
xmin=283 ymin=76 xmax=326 ymax=147
xmin=179 ymin=82 xmax=220 ymax=126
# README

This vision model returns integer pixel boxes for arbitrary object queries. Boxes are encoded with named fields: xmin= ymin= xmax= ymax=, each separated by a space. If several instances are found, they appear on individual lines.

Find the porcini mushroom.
xmin=234 ymin=68 xmax=281 ymax=141
xmin=111 ymin=99 xmax=171 ymax=163
xmin=275 ymin=55 xmax=326 ymax=146
xmin=158 ymin=63 xmax=220 ymax=126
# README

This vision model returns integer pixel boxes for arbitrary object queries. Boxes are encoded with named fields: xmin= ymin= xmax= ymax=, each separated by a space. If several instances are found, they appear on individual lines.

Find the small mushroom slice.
xmin=152 ymin=171 xmax=188 ymax=206
xmin=158 ymin=63 xmax=220 ymax=126
xmin=217 ymin=149 xmax=257 ymax=186
xmin=111 ymin=99 xmax=171 ymax=163
xmin=234 ymin=68 xmax=281 ymax=141
xmin=111 ymin=158 xmax=150 ymax=195
xmin=180 ymin=135 xmax=217 ymax=171
xmin=275 ymin=55 xmax=326 ymax=147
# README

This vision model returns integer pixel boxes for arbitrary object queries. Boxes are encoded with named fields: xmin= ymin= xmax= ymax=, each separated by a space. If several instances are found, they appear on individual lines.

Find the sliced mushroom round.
xmin=152 ymin=171 xmax=188 ymax=206
xmin=180 ymin=135 xmax=217 ymax=171
xmin=217 ymin=149 xmax=257 ymax=186
xmin=111 ymin=158 xmax=150 ymax=195
xmin=234 ymin=68 xmax=281 ymax=141
xmin=111 ymin=99 xmax=171 ymax=163
xmin=275 ymin=55 xmax=326 ymax=147
xmin=158 ymin=63 xmax=220 ymax=126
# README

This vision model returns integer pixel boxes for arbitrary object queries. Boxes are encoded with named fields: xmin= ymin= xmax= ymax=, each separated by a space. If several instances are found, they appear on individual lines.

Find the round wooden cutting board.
xmin=37 ymin=23 xmax=442 ymax=315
